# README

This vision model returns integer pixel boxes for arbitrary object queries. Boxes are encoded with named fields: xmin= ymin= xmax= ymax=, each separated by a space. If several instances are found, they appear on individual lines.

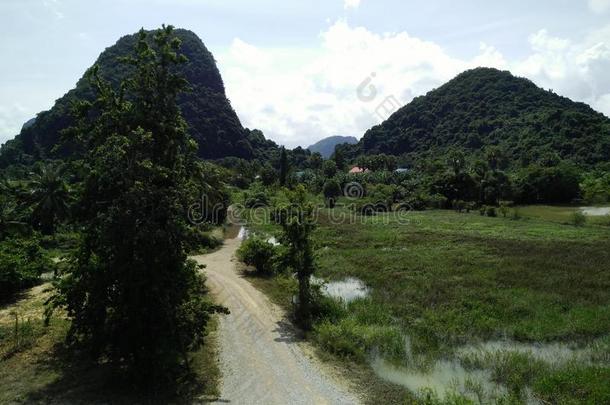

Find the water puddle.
xmin=371 ymin=355 xmax=506 ymax=402
xmin=580 ymin=206 xmax=610 ymax=216
xmin=311 ymin=276 xmax=370 ymax=303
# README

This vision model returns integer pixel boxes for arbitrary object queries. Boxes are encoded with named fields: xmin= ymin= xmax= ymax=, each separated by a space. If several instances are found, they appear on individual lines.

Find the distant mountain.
xmin=352 ymin=67 xmax=610 ymax=167
xmin=1 ymin=28 xmax=254 ymax=165
xmin=308 ymin=136 xmax=358 ymax=158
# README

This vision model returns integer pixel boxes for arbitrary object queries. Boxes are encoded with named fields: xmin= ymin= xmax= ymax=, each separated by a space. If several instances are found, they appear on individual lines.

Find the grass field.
xmin=245 ymin=205 xmax=610 ymax=403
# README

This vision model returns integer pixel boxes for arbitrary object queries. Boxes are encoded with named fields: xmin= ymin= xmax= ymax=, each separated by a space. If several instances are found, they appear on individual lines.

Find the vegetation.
xmin=273 ymin=186 xmax=318 ymax=330
xmin=0 ymin=29 xmax=252 ymax=165
xmin=236 ymin=237 xmax=277 ymax=275
xmin=45 ymin=26 xmax=227 ymax=387
xmin=351 ymin=67 xmax=610 ymax=168
xmin=244 ymin=191 xmax=610 ymax=403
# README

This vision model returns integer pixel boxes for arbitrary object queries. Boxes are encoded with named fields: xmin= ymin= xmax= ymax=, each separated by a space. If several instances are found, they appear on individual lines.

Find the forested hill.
xmin=356 ymin=67 xmax=610 ymax=167
xmin=1 ymin=28 xmax=253 ymax=164
xmin=307 ymin=136 xmax=358 ymax=158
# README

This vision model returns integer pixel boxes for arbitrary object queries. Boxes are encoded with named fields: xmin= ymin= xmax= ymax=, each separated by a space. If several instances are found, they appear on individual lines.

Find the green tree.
xmin=322 ymin=160 xmax=338 ymax=178
xmin=322 ymin=179 xmax=342 ymax=208
xmin=308 ymin=152 xmax=323 ymax=172
xmin=48 ymin=26 xmax=226 ymax=384
xmin=279 ymin=146 xmax=289 ymax=187
xmin=274 ymin=186 xmax=316 ymax=330
xmin=25 ymin=164 xmax=70 ymax=235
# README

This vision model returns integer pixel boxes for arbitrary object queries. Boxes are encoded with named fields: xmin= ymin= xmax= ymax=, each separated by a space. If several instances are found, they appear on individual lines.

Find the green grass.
xmin=244 ymin=206 xmax=610 ymax=403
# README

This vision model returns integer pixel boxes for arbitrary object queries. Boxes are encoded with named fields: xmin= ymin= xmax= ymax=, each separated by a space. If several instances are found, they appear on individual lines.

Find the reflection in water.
xmin=580 ymin=206 xmax=610 ymax=216
xmin=458 ymin=339 xmax=595 ymax=365
xmin=311 ymin=276 xmax=370 ymax=303
xmin=371 ymin=355 xmax=505 ymax=402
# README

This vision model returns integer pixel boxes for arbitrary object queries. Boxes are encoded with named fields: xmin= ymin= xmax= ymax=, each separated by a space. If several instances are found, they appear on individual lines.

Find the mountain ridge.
xmin=1 ymin=28 xmax=254 ymax=165
xmin=350 ymin=67 xmax=610 ymax=168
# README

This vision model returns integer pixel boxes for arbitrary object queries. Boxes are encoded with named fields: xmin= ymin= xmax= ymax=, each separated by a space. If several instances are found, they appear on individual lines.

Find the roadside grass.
xmin=244 ymin=207 xmax=610 ymax=403
xmin=0 ymin=283 xmax=222 ymax=403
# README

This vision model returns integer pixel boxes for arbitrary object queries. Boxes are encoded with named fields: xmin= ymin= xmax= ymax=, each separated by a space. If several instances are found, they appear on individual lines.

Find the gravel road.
xmin=193 ymin=232 xmax=360 ymax=405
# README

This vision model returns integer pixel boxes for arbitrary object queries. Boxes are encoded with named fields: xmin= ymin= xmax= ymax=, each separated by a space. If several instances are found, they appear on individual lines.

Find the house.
xmin=349 ymin=166 xmax=369 ymax=174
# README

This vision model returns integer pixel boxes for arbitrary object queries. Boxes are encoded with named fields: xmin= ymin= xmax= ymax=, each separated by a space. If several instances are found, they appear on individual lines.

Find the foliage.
xmin=571 ymin=211 xmax=587 ymax=227
xmin=273 ymin=186 xmax=317 ymax=329
xmin=0 ymin=237 xmax=52 ymax=299
xmin=352 ymin=67 xmax=610 ymax=168
xmin=22 ymin=164 xmax=71 ymax=235
xmin=236 ymin=237 xmax=277 ymax=275
xmin=47 ymin=26 xmax=227 ymax=384
xmin=322 ymin=179 xmax=342 ymax=208
xmin=1 ymin=28 xmax=252 ymax=164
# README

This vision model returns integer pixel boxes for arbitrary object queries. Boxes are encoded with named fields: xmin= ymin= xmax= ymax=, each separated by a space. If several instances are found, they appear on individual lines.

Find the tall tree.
xmin=275 ymin=186 xmax=316 ymax=329
xmin=279 ymin=146 xmax=289 ymax=186
xmin=48 ymin=26 xmax=226 ymax=384
xmin=25 ymin=164 xmax=70 ymax=235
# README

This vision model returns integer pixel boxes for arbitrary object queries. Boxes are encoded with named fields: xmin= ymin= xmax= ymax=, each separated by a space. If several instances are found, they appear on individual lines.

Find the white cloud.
xmin=218 ymin=21 xmax=610 ymax=148
xmin=343 ymin=0 xmax=361 ymax=10
xmin=218 ymin=20 xmax=506 ymax=147
xmin=589 ymin=0 xmax=610 ymax=14
xmin=0 ymin=103 xmax=29 ymax=145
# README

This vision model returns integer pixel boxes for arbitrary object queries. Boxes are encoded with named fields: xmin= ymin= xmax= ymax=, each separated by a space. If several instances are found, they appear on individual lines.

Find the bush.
xmin=511 ymin=208 xmax=522 ymax=220
xmin=244 ymin=191 xmax=269 ymax=208
xmin=236 ymin=237 xmax=277 ymax=275
xmin=499 ymin=203 xmax=510 ymax=217
xmin=0 ymin=238 xmax=52 ymax=299
xmin=486 ymin=206 xmax=497 ymax=217
xmin=571 ymin=211 xmax=587 ymax=227
xmin=184 ymin=228 xmax=222 ymax=253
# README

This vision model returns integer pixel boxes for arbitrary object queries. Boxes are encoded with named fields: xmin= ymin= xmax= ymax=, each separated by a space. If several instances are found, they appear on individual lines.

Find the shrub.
xmin=236 ymin=237 xmax=277 ymax=275
xmin=486 ymin=206 xmax=497 ymax=217
xmin=571 ymin=211 xmax=587 ymax=227
xmin=0 ymin=238 xmax=52 ymax=299
xmin=479 ymin=206 xmax=487 ymax=216
xmin=184 ymin=228 xmax=222 ymax=253
xmin=499 ymin=203 xmax=509 ymax=218
xmin=244 ymin=191 xmax=269 ymax=208
xmin=511 ymin=208 xmax=522 ymax=220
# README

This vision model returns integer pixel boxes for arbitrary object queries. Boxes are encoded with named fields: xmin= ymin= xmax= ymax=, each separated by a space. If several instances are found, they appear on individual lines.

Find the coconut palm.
xmin=26 ymin=164 xmax=70 ymax=235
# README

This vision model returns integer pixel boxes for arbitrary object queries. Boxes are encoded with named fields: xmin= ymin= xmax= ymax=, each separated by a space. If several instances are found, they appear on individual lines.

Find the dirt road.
xmin=193 ymin=231 xmax=360 ymax=405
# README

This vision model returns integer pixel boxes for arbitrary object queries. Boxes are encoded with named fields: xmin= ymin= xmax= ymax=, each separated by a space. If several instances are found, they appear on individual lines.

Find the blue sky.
xmin=1 ymin=0 xmax=610 ymax=147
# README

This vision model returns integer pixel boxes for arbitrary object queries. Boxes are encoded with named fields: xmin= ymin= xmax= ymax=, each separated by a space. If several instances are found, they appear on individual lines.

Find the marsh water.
xmin=580 ymin=206 xmax=610 ymax=216
xmin=310 ymin=276 xmax=370 ymax=303
xmin=370 ymin=336 xmax=605 ymax=402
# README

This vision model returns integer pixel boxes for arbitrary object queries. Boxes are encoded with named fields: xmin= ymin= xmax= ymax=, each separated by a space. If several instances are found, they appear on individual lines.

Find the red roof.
xmin=349 ymin=166 xmax=368 ymax=174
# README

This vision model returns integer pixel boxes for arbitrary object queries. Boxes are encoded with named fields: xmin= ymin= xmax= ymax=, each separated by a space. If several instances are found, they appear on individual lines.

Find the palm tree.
xmin=26 ymin=164 xmax=70 ymax=235
xmin=0 ymin=199 xmax=29 ymax=240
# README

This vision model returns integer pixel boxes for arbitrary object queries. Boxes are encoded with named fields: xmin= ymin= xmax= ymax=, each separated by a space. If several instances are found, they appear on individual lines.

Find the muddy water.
xmin=311 ymin=276 xmax=370 ymax=303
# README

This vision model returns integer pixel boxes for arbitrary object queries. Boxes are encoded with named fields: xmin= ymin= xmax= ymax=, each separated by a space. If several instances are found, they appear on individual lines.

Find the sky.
xmin=1 ymin=0 xmax=610 ymax=148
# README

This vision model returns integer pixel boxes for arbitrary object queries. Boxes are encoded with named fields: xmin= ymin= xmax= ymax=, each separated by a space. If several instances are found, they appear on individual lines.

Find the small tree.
xmin=274 ymin=186 xmax=316 ymax=330
xmin=322 ymin=179 xmax=342 ymax=208
xmin=236 ymin=237 xmax=276 ymax=275
xmin=322 ymin=160 xmax=337 ymax=178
